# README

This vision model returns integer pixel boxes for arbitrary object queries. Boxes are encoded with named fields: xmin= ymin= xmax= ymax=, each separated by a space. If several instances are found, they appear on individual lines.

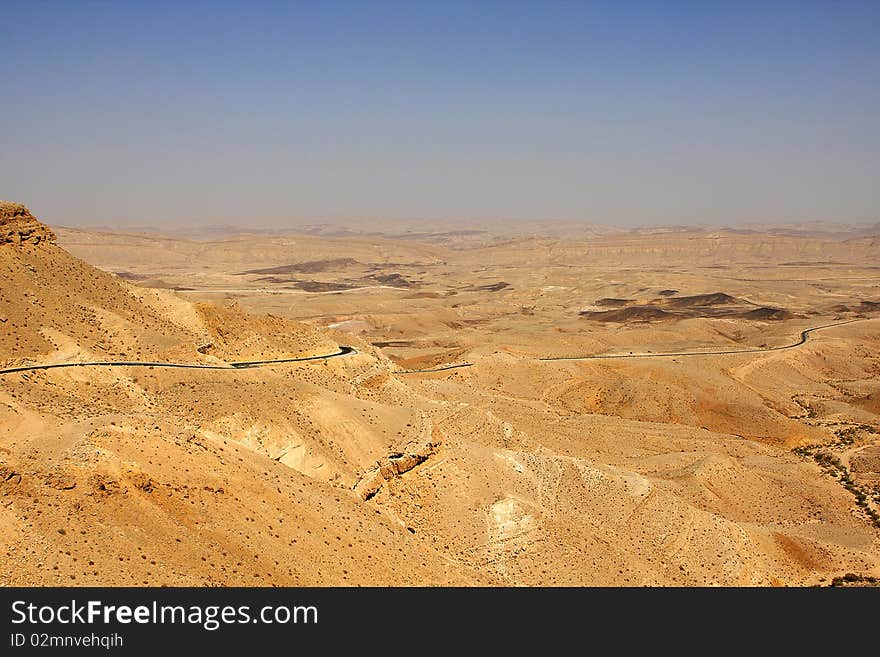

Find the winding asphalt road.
xmin=538 ymin=317 xmax=865 ymax=362
xmin=0 ymin=345 xmax=357 ymax=376
xmin=0 ymin=318 xmax=871 ymax=377
xmin=397 ymin=317 xmax=871 ymax=372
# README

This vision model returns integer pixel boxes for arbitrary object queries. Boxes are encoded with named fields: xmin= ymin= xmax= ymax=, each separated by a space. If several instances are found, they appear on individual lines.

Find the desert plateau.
xmin=1 ymin=200 xmax=878 ymax=587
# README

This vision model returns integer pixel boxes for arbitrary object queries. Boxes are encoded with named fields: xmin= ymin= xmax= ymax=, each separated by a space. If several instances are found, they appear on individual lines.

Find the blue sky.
xmin=2 ymin=1 xmax=878 ymax=227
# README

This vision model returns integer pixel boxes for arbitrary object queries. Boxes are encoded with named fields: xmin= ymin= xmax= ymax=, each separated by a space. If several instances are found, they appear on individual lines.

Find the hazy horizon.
xmin=3 ymin=1 xmax=879 ymax=229
xmin=48 ymin=215 xmax=880 ymax=238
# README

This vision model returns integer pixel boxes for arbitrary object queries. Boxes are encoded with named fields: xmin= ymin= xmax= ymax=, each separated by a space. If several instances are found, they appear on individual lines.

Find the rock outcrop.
xmin=0 ymin=201 xmax=56 ymax=246
xmin=353 ymin=438 xmax=440 ymax=500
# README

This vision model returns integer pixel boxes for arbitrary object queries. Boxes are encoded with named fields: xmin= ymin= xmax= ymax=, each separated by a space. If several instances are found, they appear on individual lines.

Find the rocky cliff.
xmin=0 ymin=201 xmax=56 ymax=245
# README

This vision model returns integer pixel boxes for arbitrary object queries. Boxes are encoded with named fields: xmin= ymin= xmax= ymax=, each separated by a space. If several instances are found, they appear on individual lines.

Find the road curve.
xmin=0 ymin=345 xmax=357 ymax=376
xmin=538 ymin=318 xmax=865 ymax=362
xmin=0 ymin=318 xmax=872 ymax=377
xmin=397 ymin=317 xmax=872 ymax=372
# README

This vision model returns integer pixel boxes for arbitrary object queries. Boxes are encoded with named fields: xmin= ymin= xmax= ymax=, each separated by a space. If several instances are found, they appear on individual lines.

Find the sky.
xmin=1 ymin=0 xmax=878 ymax=228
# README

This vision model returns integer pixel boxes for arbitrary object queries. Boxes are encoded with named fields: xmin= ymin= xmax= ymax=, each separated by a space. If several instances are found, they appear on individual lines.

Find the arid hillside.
xmin=1 ymin=204 xmax=878 ymax=586
xmin=1 ymin=204 xmax=481 ymax=585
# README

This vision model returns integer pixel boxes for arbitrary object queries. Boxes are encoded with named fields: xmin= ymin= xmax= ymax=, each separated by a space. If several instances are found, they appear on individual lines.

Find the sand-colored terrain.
xmin=2 ymin=201 xmax=878 ymax=586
